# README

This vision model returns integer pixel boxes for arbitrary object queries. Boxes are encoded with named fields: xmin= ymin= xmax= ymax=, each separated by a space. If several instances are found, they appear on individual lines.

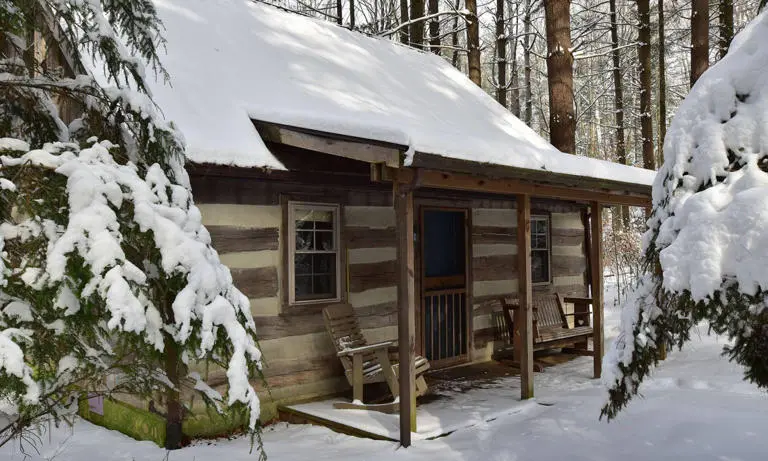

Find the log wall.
xmin=189 ymin=158 xmax=589 ymax=421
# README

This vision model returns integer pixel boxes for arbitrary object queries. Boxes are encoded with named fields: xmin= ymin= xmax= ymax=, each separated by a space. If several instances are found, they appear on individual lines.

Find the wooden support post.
xmin=395 ymin=179 xmax=416 ymax=447
xmin=517 ymin=195 xmax=534 ymax=399
xmin=590 ymin=202 xmax=605 ymax=379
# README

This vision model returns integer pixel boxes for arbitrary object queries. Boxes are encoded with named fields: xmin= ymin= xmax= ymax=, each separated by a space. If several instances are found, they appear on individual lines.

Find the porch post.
xmin=590 ymin=201 xmax=604 ymax=379
xmin=516 ymin=194 xmax=534 ymax=399
xmin=394 ymin=178 xmax=416 ymax=446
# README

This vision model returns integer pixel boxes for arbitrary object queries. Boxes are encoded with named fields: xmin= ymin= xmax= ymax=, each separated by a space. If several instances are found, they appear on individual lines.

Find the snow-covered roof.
xmin=147 ymin=0 xmax=654 ymax=187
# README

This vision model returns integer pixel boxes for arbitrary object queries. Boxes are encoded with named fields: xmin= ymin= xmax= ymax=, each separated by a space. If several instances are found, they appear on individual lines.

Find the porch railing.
xmin=423 ymin=287 xmax=468 ymax=363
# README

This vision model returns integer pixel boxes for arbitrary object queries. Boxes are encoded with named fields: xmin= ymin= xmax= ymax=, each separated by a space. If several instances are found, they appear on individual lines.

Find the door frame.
xmin=416 ymin=204 xmax=473 ymax=369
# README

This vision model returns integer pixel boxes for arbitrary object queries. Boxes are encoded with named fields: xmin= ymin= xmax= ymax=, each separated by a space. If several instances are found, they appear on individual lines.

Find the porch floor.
xmin=279 ymin=352 xmax=591 ymax=441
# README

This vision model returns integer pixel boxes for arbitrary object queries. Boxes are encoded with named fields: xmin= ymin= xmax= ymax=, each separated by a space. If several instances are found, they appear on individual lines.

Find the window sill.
xmin=281 ymin=299 xmax=343 ymax=316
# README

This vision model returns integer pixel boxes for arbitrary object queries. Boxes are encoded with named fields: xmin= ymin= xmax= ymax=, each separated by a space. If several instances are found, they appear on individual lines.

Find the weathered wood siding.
xmin=192 ymin=174 xmax=399 ymax=419
xmin=470 ymin=203 xmax=588 ymax=362
xmin=190 ymin=161 xmax=589 ymax=419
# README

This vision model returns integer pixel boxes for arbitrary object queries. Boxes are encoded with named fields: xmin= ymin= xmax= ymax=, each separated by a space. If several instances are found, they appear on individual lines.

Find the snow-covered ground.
xmin=3 ymin=279 xmax=767 ymax=461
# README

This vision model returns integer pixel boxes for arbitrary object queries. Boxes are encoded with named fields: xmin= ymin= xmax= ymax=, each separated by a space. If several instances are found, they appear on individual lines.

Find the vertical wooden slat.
xmin=395 ymin=180 xmax=416 ymax=445
xmin=517 ymin=194 xmax=534 ymax=399
xmin=590 ymin=201 xmax=604 ymax=379
xmin=352 ymin=353 xmax=363 ymax=403
xmin=454 ymin=293 xmax=459 ymax=358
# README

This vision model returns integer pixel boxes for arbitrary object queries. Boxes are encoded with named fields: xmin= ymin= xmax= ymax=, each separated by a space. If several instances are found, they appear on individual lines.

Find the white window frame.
xmin=531 ymin=215 xmax=552 ymax=285
xmin=287 ymin=201 xmax=342 ymax=306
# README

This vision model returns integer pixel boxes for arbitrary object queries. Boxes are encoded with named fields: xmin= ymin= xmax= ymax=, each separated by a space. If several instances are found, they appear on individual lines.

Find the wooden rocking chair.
xmin=323 ymin=303 xmax=430 ymax=413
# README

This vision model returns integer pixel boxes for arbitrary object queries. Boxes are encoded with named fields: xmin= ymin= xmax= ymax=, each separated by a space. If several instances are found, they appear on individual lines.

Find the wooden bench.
xmin=323 ymin=303 xmax=430 ymax=413
xmin=500 ymin=293 xmax=594 ymax=355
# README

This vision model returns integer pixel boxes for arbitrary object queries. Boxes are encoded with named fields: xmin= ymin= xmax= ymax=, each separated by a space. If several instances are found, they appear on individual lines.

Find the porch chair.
xmin=322 ymin=303 xmax=430 ymax=413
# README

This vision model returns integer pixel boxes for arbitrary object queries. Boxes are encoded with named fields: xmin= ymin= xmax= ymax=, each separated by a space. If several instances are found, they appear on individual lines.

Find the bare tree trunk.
xmin=523 ymin=0 xmax=532 ymax=126
xmin=691 ymin=0 xmax=709 ymax=86
xmin=164 ymin=325 xmax=183 ymax=449
xmin=450 ymin=1 xmax=461 ymax=66
xmin=638 ymin=0 xmax=654 ymax=171
xmin=350 ymin=0 xmax=356 ymax=29
xmin=337 ymin=0 xmax=343 ymax=25
xmin=718 ymin=0 xmax=733 ymax=59
xmin=496 ymin=0 xmax=507 ymax=107
xmin=410 ymin=0 xmax=425 ymax=48
xmin=428 ymin=0 xmax=440 ymax=53
xmin=508 ymin=0 xmax=521 ymax=117
xmin=610 ymin=0 xmax=629 ymax=226
xmin=544 ymin=0 xmax=575 ymax=154
xmin=658 ymin=0 xmax=667 ymax=165
xmin=466 ymin=0 xmax=482 ymax=86
xmin=400 ymin=0 xmax=410 ymax=44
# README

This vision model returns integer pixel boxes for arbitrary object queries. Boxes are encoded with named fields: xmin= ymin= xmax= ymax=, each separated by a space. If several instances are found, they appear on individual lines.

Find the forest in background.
xmin=260 ymin=0 xmax=761 ymax=168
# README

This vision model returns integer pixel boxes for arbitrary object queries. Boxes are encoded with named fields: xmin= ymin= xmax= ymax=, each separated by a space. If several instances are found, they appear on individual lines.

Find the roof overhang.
xmin=251 ymin=119 xmax=652 ymax=208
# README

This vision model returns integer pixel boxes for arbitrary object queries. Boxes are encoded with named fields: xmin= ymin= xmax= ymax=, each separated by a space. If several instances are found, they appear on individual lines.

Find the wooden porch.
xmin=278 ymin=354 xmax=591 ymax=441
xmin=385 ymin=165 xmax=649 ymax=446
xmin=254 ymin=121 xmax=653 ymax=447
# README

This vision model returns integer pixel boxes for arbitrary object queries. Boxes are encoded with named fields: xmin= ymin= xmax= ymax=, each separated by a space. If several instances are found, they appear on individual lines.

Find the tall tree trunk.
xmin=164 ymin=341 xmax=182 ymax=449
xmin=718 ymin=0 xmax=733 ymax=59
xmin=163 ymin=301 xmax=183 ymax=450
xmin=691 ymin=0 xmax=709 ymax=86
xmin=400 ymin=0 xmax=410 ymax=44
xmin=544 ymin=0 xmax=575 ymax=154
xmin=638 ymin=0 xmax=654 ymax=171
xmin=610 ymin=0 xmax=629 ymax=226
xmin=496 ymin=0 xmax=507 ymax=107
xmin=466 ymin=0 xmax=482 ymax=86
xmin=337 ymin=0 xmax=343 ymax=25
xmin=429 ymin=0 xmax=440 ymax=53
xmin=410 ymin=0 xmax=425 ymax=48
xmin=523 ymin=0 xmax=532 ymax=126
xmin=350 ymin=0 xmax=356 ymax=29
xmin=507 ymin=0 xmax=521 ymax=117
xmin=658 ymin=0 xmax=667 ymax=165
xmin=451 ymin=0 xmax=461 ymax=68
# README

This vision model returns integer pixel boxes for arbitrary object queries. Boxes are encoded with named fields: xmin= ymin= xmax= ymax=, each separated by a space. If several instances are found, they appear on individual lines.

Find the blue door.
xmin=422 ymin=209 xmax=468 ymax=366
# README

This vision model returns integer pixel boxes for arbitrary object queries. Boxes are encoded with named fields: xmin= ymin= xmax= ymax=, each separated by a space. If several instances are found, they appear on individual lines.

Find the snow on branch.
xmin=0 ymin=138 xmax=262 ymax=431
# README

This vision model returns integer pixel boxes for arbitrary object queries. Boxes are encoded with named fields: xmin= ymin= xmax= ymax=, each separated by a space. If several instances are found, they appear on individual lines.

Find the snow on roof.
xmin=147 ymin=0 xmax=654 ymax=187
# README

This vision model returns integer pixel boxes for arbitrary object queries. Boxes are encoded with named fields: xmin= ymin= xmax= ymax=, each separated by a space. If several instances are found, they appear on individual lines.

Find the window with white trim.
xmin=531 ymin=215 xmax=551 ymax=284
xmin=288 ymin=202 xmax=341 ymax=305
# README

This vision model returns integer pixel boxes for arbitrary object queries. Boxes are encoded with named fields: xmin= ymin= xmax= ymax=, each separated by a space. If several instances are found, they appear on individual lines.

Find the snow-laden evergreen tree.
xmin=602 ymin=10 xmax=768 ymax=419
xmin=0 ymin=0 xmax=262 ymax=451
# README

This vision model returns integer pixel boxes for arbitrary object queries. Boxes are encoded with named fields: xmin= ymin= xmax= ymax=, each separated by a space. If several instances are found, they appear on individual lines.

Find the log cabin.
xmin=27 ymin=0 xmax=655 ymax=446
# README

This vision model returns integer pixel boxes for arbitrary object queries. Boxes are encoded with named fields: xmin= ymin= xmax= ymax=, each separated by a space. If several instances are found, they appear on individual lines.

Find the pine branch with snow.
xmin=602 ymin=11 xmax=768 ymax=420
xmin=0 ymin=138 xmax=263 ymax=447
xmin=1 ymin=0 xmax=264 ymax=452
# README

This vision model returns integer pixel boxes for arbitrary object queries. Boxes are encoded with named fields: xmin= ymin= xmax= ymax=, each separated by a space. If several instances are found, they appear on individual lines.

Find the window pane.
xmin=295 ymin=209 xmax=315 ymax=228
xmin=315 ymin=231 xmax=335 ymax=251
xmin=534 ymin=219 xmax=547 ymax=234
xmin=294 ymin=254 xmax=311 ymax=275
xmin=295 ymin=275 xmax=312 ymax=298
xmin=296 ymin=231 xmax=313 ymax=250
xmin=313 ymin=253 xmax=335 ymax=274
xmin=532 ymin=250 xmax=549 ymax=283
xmin=313 ymin=274 xmax=336 ymax=297
xmin=533 ymin=234 xmax=547 ymax=249
xmin=295 ymin=220 xmax=313 ymax=230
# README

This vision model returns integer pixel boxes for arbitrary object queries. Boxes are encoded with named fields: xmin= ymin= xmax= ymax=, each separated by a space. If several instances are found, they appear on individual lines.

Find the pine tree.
xmin=602 ymin=11 xmax=768 ymax=421
xmin=0 ymin=0 xmax=262 ymax=452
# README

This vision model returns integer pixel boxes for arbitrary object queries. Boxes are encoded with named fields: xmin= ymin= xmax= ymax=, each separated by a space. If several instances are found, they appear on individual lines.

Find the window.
xmin=531 ymin=215 xmax=551 ymax=284
xmin=288 ymin=202 xmax=341 ymax=305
